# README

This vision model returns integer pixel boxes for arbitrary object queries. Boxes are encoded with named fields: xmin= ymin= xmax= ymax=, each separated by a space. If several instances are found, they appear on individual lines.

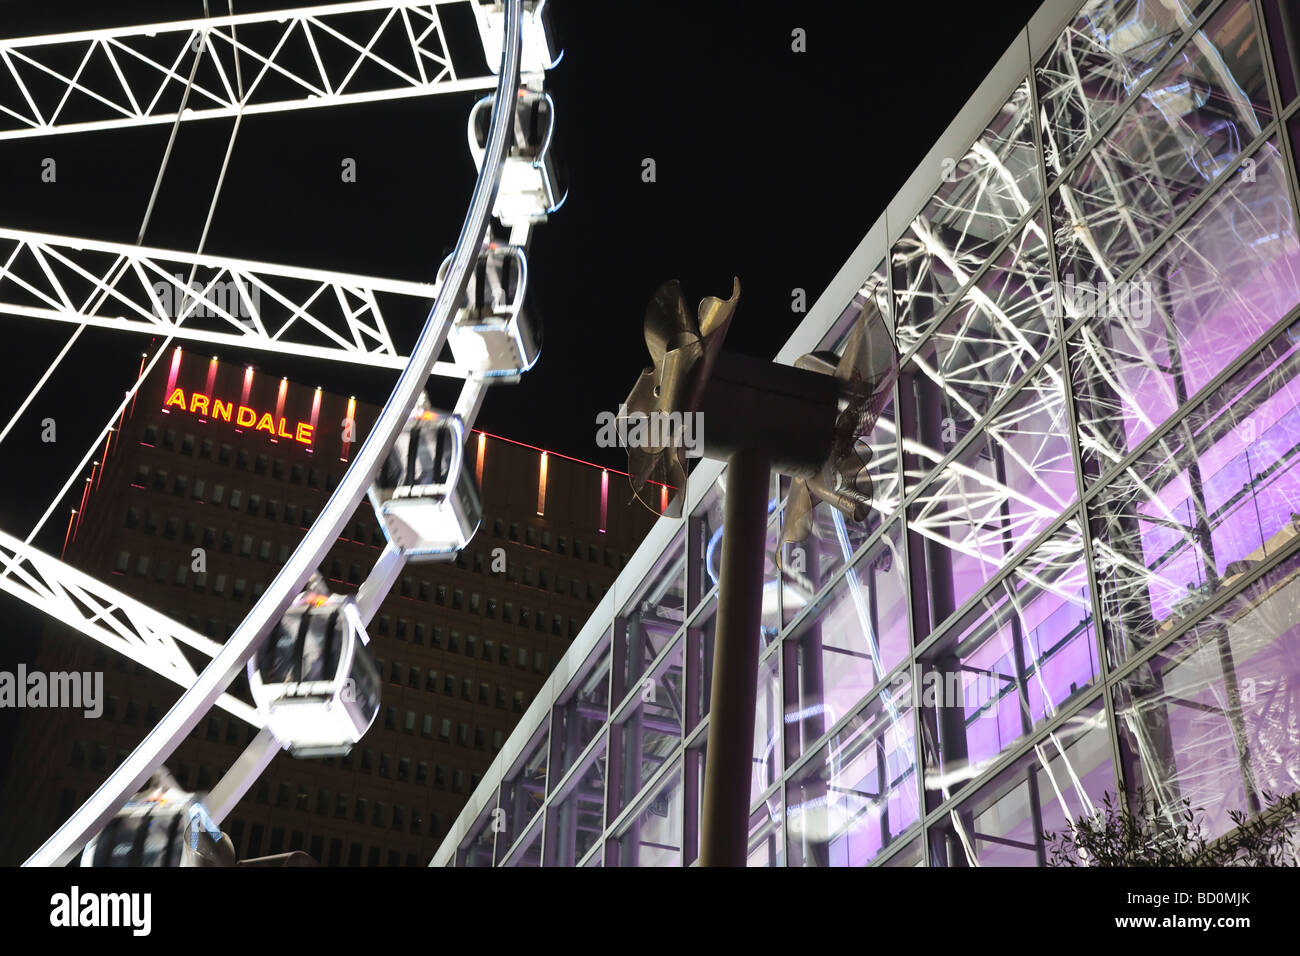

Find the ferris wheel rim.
xmin=23 ymin=0 xmax=527 ymax=868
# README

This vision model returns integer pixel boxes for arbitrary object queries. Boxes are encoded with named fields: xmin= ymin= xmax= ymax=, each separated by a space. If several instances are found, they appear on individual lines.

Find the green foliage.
xmin=1043 ymin=788 xmax=1300 ymax=867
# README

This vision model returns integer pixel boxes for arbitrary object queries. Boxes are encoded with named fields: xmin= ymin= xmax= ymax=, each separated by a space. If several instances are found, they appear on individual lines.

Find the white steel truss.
xmin=0 ymin=1 xmax=497 ymax=140
xmin=0 ymin=528 xmax=262 ymax=727
xmin=0 ymin=226 xmax=469 ymax=373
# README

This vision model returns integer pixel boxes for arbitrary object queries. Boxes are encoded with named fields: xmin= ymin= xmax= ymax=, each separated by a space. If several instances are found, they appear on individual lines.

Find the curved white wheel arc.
xmin=0 ymin=529 xmax=261 ymax=726
xmin=22 ymin=0 xmax=526 ymax=868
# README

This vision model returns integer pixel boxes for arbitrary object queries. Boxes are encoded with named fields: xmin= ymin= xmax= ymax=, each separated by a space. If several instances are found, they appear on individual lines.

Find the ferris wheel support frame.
xmin=22 ymin=0 xmax=525 ymax=868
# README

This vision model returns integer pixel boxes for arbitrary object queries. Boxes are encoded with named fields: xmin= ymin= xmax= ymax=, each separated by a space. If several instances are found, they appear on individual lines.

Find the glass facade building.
xmin=434 ymin=0 xmax=1300 ymax=866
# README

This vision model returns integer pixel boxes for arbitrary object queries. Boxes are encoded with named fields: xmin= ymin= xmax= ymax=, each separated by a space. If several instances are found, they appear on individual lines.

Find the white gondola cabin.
xmin=440 ymin=243 xmax=539 ymax=380
xmin=80 ymin=769 xmax=235 ymax=867
xmin=468 ymin=88 xmax=566 ymax=227
xmin=247 ymin=579 xmax=381 ymax=758
xmin=369 ymin=397 xmax=483 ymax=560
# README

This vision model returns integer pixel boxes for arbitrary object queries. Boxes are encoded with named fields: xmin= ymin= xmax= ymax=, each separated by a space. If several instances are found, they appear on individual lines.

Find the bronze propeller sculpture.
xmin=616 ymin=276 xmax=899 ymax=866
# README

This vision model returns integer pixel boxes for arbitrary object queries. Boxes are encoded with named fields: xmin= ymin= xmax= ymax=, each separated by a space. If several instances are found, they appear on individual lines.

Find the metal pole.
xmin=699 ymin=448 xmax=769 ymax=866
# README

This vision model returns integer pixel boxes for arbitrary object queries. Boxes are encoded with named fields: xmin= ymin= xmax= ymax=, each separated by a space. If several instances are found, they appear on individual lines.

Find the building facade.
xmin=435 ymin=0 xmax=1300 ymax=866
xmin=0 ymin=347 xmax=655 ymax=866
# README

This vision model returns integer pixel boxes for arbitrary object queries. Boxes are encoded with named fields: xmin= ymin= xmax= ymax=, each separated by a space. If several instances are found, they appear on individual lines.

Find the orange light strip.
xmin=308 ymin=387 xmax=322 ymax=455
xmin=537 ymin=451 xmax=548 ymax=516
xmin=341 ymin=396 xmax=356 ymax=462
xmin=162 ymin=347 xmax=182 ymax=412
xmin=236 ymin=365 xmax=254 ymax=432
xmin=470 ymin=428 xmax=677 ymax=489
xmin=476 ymin=431 xmax=486 ymax=484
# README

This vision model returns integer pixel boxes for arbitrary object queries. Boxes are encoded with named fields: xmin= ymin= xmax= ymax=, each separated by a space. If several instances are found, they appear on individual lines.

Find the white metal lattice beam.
xmin=0 ymin=1 xmax=496 ymax=140
xmin=0 ymin=528 xmax=262 ymax=726
xmin=0 ymin=226 xmax=468 ymax=374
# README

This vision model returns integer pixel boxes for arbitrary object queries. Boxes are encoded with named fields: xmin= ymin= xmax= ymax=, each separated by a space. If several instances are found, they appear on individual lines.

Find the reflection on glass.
xmin=615 ymin=637 xmax=683 ymax=811
xmin=1037 ymin=0 xmax=1219 ymax=175
xmin=550 ymin=631 xmax=611 ymax=791
xmin=747 ymin=799 xmax=784 ymax=867
xmin=1070 ymin=138 xmax=1300 ymax=482
xmin=787 ymin=684 xmax=919 ymax=866
xmin=455 ymin=797 xmax=498 ymax=867
xmin=545 ymin=736 xmax=607 ymax=866
xmin=920 ymin=523 xmax=1098 ymax=809
xmin=893 ymin=80 xmax=1040 ymax=353
xmin=501 ymin=815 xmax=542 ymax=867
xmin=614 ymin=763 xmax=683 ymax=866
xmin=1090 ymin=317 xmax=1300 ymax=666
xmin=785 ymin=523 xmax=909 ymax=756
xmin=929 ymin=700 xmax=1113 ymax=866
xmin=616 ymin=532 xmax=685 ymax=701
xmin=906 ymin=362 xmax=1077 ymax=638
xmin=780 ymin=276 xmax=899 ymax=615
xmin=1052 ymin=0 xmax=1271 ymax=295
xmin=901 ymin=214 xmax=1056 ymax=461
xmin=1115 ymin=548 xmax=1300 ymax=841
xmin=496 ymin=727 xmax=547 ymax=861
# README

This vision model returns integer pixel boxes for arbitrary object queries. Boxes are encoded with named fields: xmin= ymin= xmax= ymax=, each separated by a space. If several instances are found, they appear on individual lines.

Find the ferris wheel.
xmin=0 ymin=0 xmax=563 ymax=866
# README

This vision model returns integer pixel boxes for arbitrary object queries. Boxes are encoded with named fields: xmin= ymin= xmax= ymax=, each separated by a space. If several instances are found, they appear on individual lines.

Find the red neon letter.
xmin=212 ymin=400 xmax=233 ymax=423
xmin=255 ymin=412 xmax=276 ymax=435
xmin=295 ymin=423 xmax=314 ymax=445
xmin=165 ymin=388 xmax=186 ymax=410
xmin=190 ymin=393 xmax=210 ymax=416
xmin=277 ymin=418 xmax=292 ymax=439
xmin=236 ymin=406 xmax=257 ymax=427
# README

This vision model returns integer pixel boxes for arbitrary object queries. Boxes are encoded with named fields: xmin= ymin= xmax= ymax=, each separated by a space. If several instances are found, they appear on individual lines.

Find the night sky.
xmin=0 ymin=1 xmax=1042 ymax=775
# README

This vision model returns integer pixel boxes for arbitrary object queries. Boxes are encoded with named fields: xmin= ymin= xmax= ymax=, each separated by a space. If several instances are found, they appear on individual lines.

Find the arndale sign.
xmin=163 ymin=387 xmax=315 ymax=446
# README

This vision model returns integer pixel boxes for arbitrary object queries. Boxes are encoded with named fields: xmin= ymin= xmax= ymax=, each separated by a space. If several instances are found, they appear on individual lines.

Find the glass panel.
xmin=1070 ymin=137 xmax=1300 ymax=483
xmin=1090 ymin=317 xmax=1300 ymax=667
xmin=454 ymin=796 xmax=499 ymax=867
xmin=1051 ymin=0 xmax=1272 ymax=294
xmin=906 ymin=362 xmax=1077 ymax=637
xmin=784 ymin=523 xmax=909 ymax=755
xmin=692 ymin=643 xmax=784 ymax=805
xmin=1263 ymin=0 xmax=1298 ymax=106
xmin=928 ymin=699 xmax=1114 ymax=866
xmin=1114 ymin=548 xmax=1300 ymax=843
xmin=901 ymin=214 xmax=1057 ymax=465
xmin=496 ymin=727 xmax=547 ymax=861
xmin=614 ymin=762 xmax=683 ymax=866
xmin=919 ymin=522 xmax=1099 ymax=810
xmin=787 ymin=683 xmax=920 ymax=866
xmin=881 ymin=838 xmax=924 ymax=867
xmin=781 ymin=281 xmax=899 ymax=623
xmin=1036 ymin=0 xmax=1219 ymax=175
xmin=893 ymin=80 xmax=1040 ymax=353
xmin=747 ymin=799 xmax=784 ymax=868
xmin=614 ymin=637 xmax=684 ymax=811
xmin=616 ymin=532 xmax=685 ymax=700
xmin=550 ymin=630 xmax=612 ymax=791
xmin=697 ymin=515 xmax=781 ymax=643
xmin=544 ymin=735 xmax=607 ymax=866
xmin=501 ymin=815 xmax=543 ymax=867
xmin=753 ymin=649 xmax=782 ymax=804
